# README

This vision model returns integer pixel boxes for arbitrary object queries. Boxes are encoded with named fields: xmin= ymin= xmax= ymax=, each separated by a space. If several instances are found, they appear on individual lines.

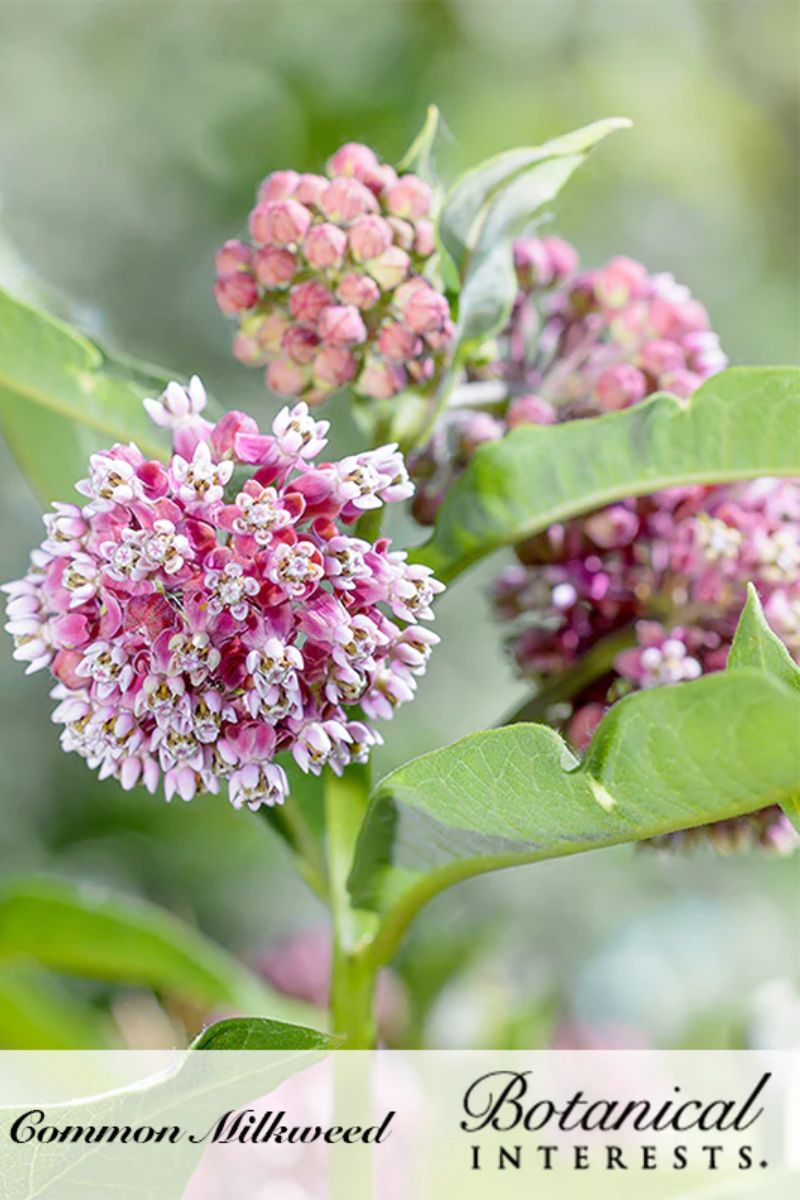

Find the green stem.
xmin=324 ymin=766 xmax=379 ymax=1047
xmin=502 ymin=623 xmax=637 ymax=726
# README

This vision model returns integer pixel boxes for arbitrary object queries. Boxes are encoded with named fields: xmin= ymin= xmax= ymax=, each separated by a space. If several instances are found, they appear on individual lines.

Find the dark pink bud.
xmin=318 ymin=305 xmax=367 ymax=346
xmin=282 ymin=325 xmax=320 ymax=365
xmin=289 ymin=280 xmax=334 ymax=326
xmin=360 ymin=162 xmax=398 ymax=196
xmin=594 ymin=364 xmax=647 ymax=410
xmin=378 ymin=321 xmax=422 ymax=362
xmin=257 ymin=170 xmax=300 ymax=202
xmin=569 ymin=704 xmax=605 ymax=751
xmin=507 ymin=394 xmax=557 ymax=427
xmin=348 ymin=215 xmax=393 ymax=262
xmin=213 ymin=271 xmax=258 ymax=315
xmin=366 ymin=246 xmax=410 ymax=291
xmin=250 ymin=199 xmax=312 ymax=247
xmin=336 ymin=272 xmax=380 ymax=310
xmin=214 ymin=239 xmax=252 ymax=275
xmin=303 ymin=222 xmax=347 ymax=270
xmin=211 ymin=410 xmax=260 ymax=458
xmin=313 ymin=346 xmax=357 ymax=389
xmin=137 ymin=460 xmax=170 ymax=498
xmin=266 ymin=359 xmax=307 ymax=396
xmin=254 ymin=246 xmax=297 ymax=288
xmin=320 ymin=177 xmax=377 ymax=222
xmin=386 ymin=175 xmax=432 ymax=219
xmin=327 ymin=142 xmax=378 ymax=179
xmin=400 ymin=283 xmax=449 ymax=334
xmin=584 ymin=504 xmax=640 ymax=549
xmin=541 ymin=236 xmax=579 ymax=284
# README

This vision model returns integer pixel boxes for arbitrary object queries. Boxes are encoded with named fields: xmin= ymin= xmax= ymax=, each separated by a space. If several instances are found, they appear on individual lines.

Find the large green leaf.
xmin=414 ymin=367 xmax=800 ymax=582
xmin=437 ymin=117 xmax=630 ymax=288
xmin=728 ymin=584 xmax=800 ymax=833
xmin=348 ymin=666 xmax=800 ymax=963
xmin=0 ymin=876 xmax=318 ymax=1027
xmin=0 ymin=287 xmax=179 ymax=503
xmin=192 ymin=1015 xmax=339 ymax=1050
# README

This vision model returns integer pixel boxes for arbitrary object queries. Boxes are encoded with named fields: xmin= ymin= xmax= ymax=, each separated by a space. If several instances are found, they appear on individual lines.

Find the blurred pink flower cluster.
xmin=410 ymin=237 xmax=727 ymax=523
xmin=3 ymin=379 xmax=442 ymax=807
xmin=414 ymin=236 xmax=799 ymax=854
xmin=214 ymin=142 xmax=454 ymax=405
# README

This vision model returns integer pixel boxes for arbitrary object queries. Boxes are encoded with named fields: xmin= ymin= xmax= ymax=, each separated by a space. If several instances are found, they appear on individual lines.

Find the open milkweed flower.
xmin=3 ymin=380 xmax=443 ymax=811
xmin=213 ymin=142 xmax=454 ymax=406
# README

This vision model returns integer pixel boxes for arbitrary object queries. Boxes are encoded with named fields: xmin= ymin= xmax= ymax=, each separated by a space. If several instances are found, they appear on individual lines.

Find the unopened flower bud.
xmin=336 ymin=272 xmax=380 ymax=310
xmin=367 ymin=246 xmax=410 ymax=291
xmin=507 ymin=395 xmax=557 ymax=427
xmin=348 ymin=215 xmax=393 ymax=262
xmin=386 ymin=176 xmax=432 ymax=219
xmin=318 ymin=305 xmax=367 ymax=346
xmin=214 ymin=271 xmax=258 ymax=315
xmin=414 ymin=219 xmax=435 ymax=257
xmin=594 ymin=364 xmax=647 ymax=410
xmin=320 ymin=177 xmax=377 ymax=222
xmin=294 ymin=173 xmax=328 ymax=207
xmin=282 ymin=326 xmax=320 ymax=364
xmin=254 ymin=246 xmax=297 ymax=288
xmin=258 ymin=170 xmax=300 ymax=202
xmin=638 ymin=338 xmax=685 ymax=376
xmin=400 ymin=282 xmax=449 ymax=334
xmin=387 ymin=217 xmax=415 ymax=252
xmin=232 ymin=332 xmax=265 ymax=365
xmin=214 ymin=239 xmax=252 ymax=275
xmin=358 ymin=359 xmax=406 ymax=399
xmin=289 ymin=280 xmax=334 ymax=326
xmin=313 ymin=346 xmax=357 ymax=389
xmin=303 ymin=222 xmax=347 ymax=270
xmin=660 ymin=368 xmax=703 ymax=399
xmin=250 ymin=199 xmax=312 ymax=247
xmin=327 ymin=142 xmax=378 ymax=179
xmin=267 ymin=359 xmax=308 ymax=396
xmin=379 ymin=322 xmax=422 ymax=362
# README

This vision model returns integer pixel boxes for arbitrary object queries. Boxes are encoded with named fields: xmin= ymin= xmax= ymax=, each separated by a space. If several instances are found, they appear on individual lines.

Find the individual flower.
xmin=213 ymin=142 xmax=454 ymax=405
xmin=2 ymin=387 xmax=443 ymax=811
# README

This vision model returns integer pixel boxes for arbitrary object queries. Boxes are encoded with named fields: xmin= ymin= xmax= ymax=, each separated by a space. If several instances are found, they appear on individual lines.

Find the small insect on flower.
xmin=2 ymin=380 xmax=444 ymax=811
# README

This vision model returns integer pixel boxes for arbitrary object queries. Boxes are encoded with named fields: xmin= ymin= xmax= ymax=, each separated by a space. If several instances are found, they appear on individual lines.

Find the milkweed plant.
xmin=3 ymin=110 xmax=799 ymax=1050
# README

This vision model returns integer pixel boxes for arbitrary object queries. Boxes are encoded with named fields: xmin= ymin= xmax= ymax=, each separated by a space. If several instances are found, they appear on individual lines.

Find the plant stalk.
xmin=323 ymin=766 xmax=380 ymax=1047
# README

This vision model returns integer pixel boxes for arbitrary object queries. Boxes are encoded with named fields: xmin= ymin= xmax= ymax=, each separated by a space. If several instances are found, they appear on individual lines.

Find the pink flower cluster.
xmin=416 ymin=236 xmax=798 ymax=854
xmin=410 ymin=237 xmax=727 ymax=523
xmin=3 ymin=379 xmax=443 ymax=808
xmin=214 ymin=142 xmax=454 ymax=406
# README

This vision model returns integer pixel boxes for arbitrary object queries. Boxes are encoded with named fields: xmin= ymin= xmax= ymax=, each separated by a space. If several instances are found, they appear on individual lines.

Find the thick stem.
xmin=324 ymin=766 xmax=379 ymax=1048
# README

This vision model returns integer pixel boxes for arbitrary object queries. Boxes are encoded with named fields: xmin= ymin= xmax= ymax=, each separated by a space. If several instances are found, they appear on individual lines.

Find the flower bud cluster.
xmin=3 ymin=380 xmax=443 ymax=809
xmin=214 ymin=143 xmax=454 ymax=406
xmin=412 ymin=236 xmax=797 ymax=855
xmin=410 ymin=237 xmax=727 ymax=523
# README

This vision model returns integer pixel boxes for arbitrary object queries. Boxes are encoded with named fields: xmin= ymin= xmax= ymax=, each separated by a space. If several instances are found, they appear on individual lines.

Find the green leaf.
xmin=414 ymin=367 xmax=800 ymax=582
xmin=349 ymin=668 xmax=800 ymax=962
xmin=437 ymin=117 xmax=630 ymax=287
xmin=192 ymin=1015 xmax=339 ymax=1051
xmin=0 ymin=964 xmax=112 ymax=1049
xmin=0 ymin=287 xmax=184 ymax=503
xmin=728 ymin=583 xmax=800 ymax=834
xmin=0 ymin=876 xmax=319 ymax=1026
xmin=728 ymin=583 xmax=800 ymax=691
xmin=397 ymin=104 xmax=442 ymax=183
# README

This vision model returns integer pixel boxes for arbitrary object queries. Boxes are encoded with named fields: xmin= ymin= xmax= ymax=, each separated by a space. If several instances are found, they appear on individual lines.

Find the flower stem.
xmin=323 ymin=765 xmax=380 ymax=1047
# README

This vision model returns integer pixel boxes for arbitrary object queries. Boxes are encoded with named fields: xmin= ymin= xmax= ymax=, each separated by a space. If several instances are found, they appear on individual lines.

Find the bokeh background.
xmin=0 ymin=0 xmax=797 ymax=1049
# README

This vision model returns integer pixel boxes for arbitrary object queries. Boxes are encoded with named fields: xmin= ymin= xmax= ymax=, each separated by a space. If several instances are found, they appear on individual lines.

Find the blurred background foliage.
xmin=0 ymin=0 xmax=797 ymax=1049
